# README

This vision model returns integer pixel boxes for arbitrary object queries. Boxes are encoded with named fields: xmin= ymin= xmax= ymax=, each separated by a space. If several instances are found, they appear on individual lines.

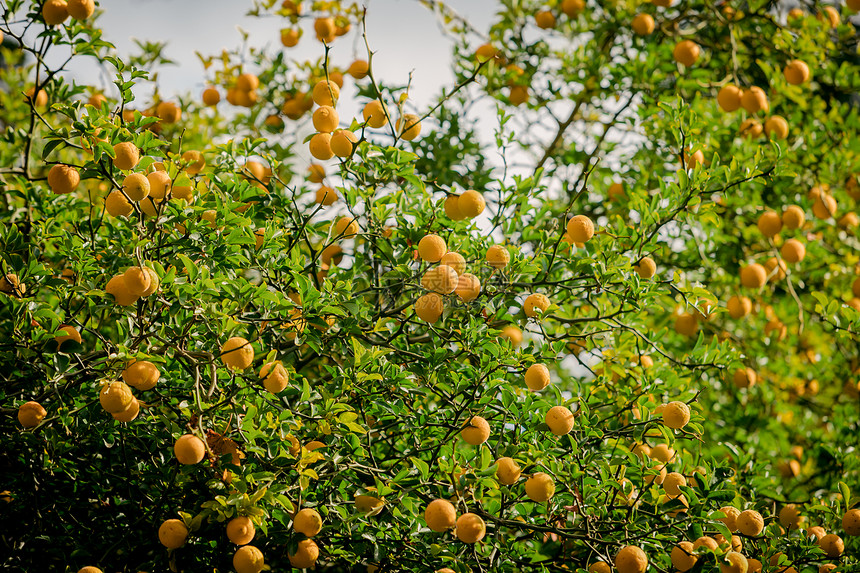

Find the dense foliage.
xmin=1 ymin=0 xmax=859 ymax=572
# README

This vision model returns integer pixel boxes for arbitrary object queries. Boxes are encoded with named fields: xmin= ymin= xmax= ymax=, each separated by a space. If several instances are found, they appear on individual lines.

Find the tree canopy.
xmin=1 ymin=0 xmax=860 ymax=572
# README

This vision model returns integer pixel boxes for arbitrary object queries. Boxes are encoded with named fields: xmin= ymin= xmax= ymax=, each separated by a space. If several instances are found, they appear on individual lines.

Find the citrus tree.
xmin=2 ymin=0 xmax=860 ymax=572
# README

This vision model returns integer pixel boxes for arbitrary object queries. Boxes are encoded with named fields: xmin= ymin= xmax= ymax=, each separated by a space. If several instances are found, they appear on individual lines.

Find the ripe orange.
xmin=561 ymin=0 xmax=585 ymax=17
xmin=347 ymin=59 xmax=369 ymax=79
xmin=720 ymin=552 xmax=748 ymax=573
xmin=843 ymin=508 xmax=860 ymax=536
xmin=523 ymin=293 xmax=550 ymax=318
xmin=615 ymin=545 xmax=648 ymax=573
xmin=111 ymin=398 xmax=139 ymax=422
xmin=662 ymin=401 xmax=690 ymax=429
xmin=42 ymin=0 xmax=69 ymax=25
xmin=280 ymin=28 xmax=301 ymax=47
xmin=495 ymin=457 xmax=522 ymax=485
xmin=486 ymin=245 xmax=511 ymax=269
xmin=47 ymin=164 xmax=80 ymax=195
xmin=673 ymin=40 xmax=700 ymax=67
xmin=123 ymin=266 xmax=151 ymax=297
xmin=717 ymin=84 xmax=743 ymax=112
xmin=99 ymin=381 xmax=133 ymax=413
xmin=362 ymin=100 xmax=388 ymax=128
xmin=535 ymin=10 xmax=556 ymax=29
xmin=202 ymin=87 xmax=220 ymax=106
xmin=226 ymin=516 xmax=256 ymax=545
xmin=312 ymin=80 xmax=339 ymax=106
xmin=634 ymin=256 xmax=656 ymax=279
xmin=330 ymin=129 xmax=358 ymax=157
xmin=764 ymin=115 xmax=789 ymax=139
xmin=314 ymin=17 xmax=336 ymax=42
xmin=632 ymin=13 xmax=655 ymax=35
xmin=415 ymin=293 xmax=444 ymax=322
xmin=156 ymin=101 xmax=182 ymax=123
xmin=288 ymin=539 xmax=319 ymax=568
xmin=718 ymin=506 xmax=740 ymax=531
xmin=671 ymin=541 xmax=697 ymax=571
xmin=259 ymin=361 xmax=289 ymax=393
xmin=425 ymin=499 xmax=457 ymax=532
xmin=422 ymin=265 xmax=459 ymax=294
xmin=525 ymin=472 xmax=555 ymax=502
xmin=783 ymin=60 xmax=810 ymax=85
xmin=397 ymin=114 xmax=422 ymax=141
xmin=455 ymin=513 xmax=486 ymax=543
xmin=727 ymin=295 xmax=752 ymax=319
xmin=674 ymin=312 xmax=698 ymax=337
xmin=334 ymin=216 xmax=359 ymax=238
xmin=312 ymin=106 xmax=339 ymax=133
xmin=55 ymin=324 xmax=81 ymax=348
xmin=819 ymin=534 xmax=844 ymax=558
xmin=741 ymin=87 xmax=769 ymax=114
xmin=294 ymin=508 xmax=323 ymax=537
xmin=234 ymin=545 xmax=266 ymax=573
xmin=309 ymin=133 xmax=334 ymax=160
xmin=812 ymin=193 xmax=837 ymax=219
xmin=146 ymin=170 xmax=172 ymax=199
xmin=740 ymin=263 xmax=767 ymax=288
xmin=174 ymin=434 xmax=206 ymax=465
xmin=455 ymin=273 xmax=481 ymax=302
xmin=458 ymin=190 xmax=486 ymax=218
xmin=567 ymin=215 xmax=594 ymax=242
xmin=782 ymin=205 xmax=805 ymax=229
xmin=418 ymin=234 xmax=447 ymax=262
xmin=461 ymin=416 xmax=490 ymax=445
xmin=113 ymin=142 xmax=140 ymax=171
xmin=18 ymin=401 xmax=47 ymax=428
xmin=525 ymin=363 xmax=550 ymax=391
xmin=158 ymin=519 xmax=188 ymax=549
xmin=736 ymin=509 xmax=764 ymax=536
xmin=221 ymin=337 xmax=254 ymax=371
xmin=757 ymin=211 xmax=782 ymax=237
xmin=781 ymin=239 xmax=805 ymax=263
xmin=545 ymin=405 xmax=574 ymax=435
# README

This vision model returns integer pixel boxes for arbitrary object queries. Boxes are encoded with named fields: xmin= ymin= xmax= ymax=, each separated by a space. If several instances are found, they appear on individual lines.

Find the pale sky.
xmin=52 ymin=0 xmax=497 ymax=112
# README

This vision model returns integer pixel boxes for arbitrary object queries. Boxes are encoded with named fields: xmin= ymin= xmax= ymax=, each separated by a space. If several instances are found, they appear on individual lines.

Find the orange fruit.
xmin=288 ymin=539 xmax=319 ymax=568
xmin=523 ymin=293 xmax=550 ymax=318
xmin=294 ymin=508 xmax=323 ymax=537
xmin=174 ymin=434 xmax=206 ymax=465
xmin=330 ymin=129 xmax=358 ymax=157
xmin=396 ymin=114 xmax=422 ymax=141
xmin=495 ymin=457 xmax=522 ymax=485
xmin=458 ymin=190 xmax=485 ymax=218
xmin=417 ymin=234 xmax=447 ymax=262
xmin=632 ymin=13 xmax=655 ymax=35
xmin=221 ymin=337 xmax=254 ymax=371
xmin=99 ymin=381 xmax=133 ymax=413
xmin=662 ymin=401 xmax=691 ymax=429
xmin=525 ymin=472 xmax=555 ymax=502
xmin=461 ymin=416 xmax=490 ymax=445
xmin=234 ymin=545 xmax=266 ymax=573
xmin=113 ymin=142 xmax=140 ymax=171
xmin=362 ymin=100 xmax=388 ymax=128
xmin=455 ymin=513 xmax=486 ymax=543
xmin=567 ymin=215 xmax=594 ymax=242
xmin=673 ymin=40 xmax=700 ymax=66
xmin=42 ymin=0 xmax=69 ymax=25
xmin=415 ymin=293 xmax=444 ymax=322
xmin=545 ymin=405 xmax=574 ymax=435
xmin=525 ymin=363 xmax=550 ymax=391
xmin=425 ymin=499 xmax=457 ymax=532
xmin=158 ymin=519 xmax=188 ymax=549
xmin=47 ymin=164 xmax=80 ymax=194
xmin=783 ymin=60 xmax=810 ymax=85
xmin=717 ymin=84 xmax=743 ymax=112
xmin=18 ymin=401 xmax=47 ymax=428
xmin=633 ymin=256 xmax=656 ymax=279
xmin=615 ymin=545 xmax=648 ymax=573
xmin=312 ymin=80 xmax=339 ymax=106
xmin=736 ymin=509 xmax=764 ymax=536
xmin=741 ymin=87 xmax=769 ymax=114
xmin=226 ymin=516 xmax=256 ymax=545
